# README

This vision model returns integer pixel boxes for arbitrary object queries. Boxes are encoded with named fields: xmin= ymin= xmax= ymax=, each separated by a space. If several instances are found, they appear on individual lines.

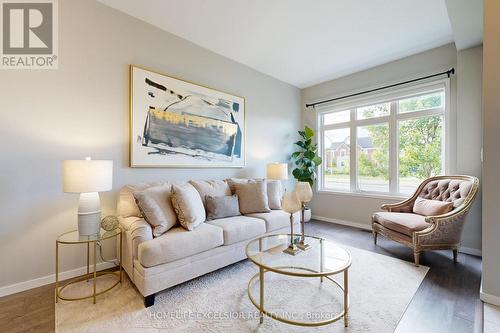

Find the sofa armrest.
xmin=119 ymin=217 xmax=153 ymax=259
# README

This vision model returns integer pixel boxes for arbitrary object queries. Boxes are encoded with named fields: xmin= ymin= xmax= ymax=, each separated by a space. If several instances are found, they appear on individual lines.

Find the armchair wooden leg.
xmin=372 ymin=231 xmax=378 ymax=245
xmin=414 ymin=251 xmax=420 ymax=267
xmin=453 ymin=249 xmax=458 ymax=263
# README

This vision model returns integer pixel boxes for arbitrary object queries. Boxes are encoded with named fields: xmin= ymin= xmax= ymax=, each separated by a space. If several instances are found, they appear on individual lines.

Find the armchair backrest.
xmin=415 ymin=175 xmax=479 ymax=211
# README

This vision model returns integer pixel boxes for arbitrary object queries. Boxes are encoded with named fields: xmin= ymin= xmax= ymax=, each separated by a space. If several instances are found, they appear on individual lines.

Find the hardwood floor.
xmin=0 ymin=220 xmax=482 ymax=333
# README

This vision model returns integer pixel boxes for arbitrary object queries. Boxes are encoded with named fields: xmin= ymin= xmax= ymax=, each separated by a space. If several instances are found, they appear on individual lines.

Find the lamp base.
xmin=297 ymin=241 xmax=311 ymax=251
xmin=77 ymin=192 xmax=101 ymax=236
xmin=283 ymin=244 xmax=300 ymax=256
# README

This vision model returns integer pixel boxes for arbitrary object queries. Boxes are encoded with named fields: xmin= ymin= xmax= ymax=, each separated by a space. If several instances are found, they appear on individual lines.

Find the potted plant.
xmin=291 ymin=126 xmax=322 ymax=216
xmin=291 ymin=125 xmax=322 ymax=187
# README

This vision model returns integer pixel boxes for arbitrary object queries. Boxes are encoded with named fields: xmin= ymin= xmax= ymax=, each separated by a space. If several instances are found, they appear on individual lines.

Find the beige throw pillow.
xmin=133 ymin=184 xmax=177 ymax=237
xmin=189 ymin=180 xmax=231 ymax=205
xmin=171 ymin=183 xmax=206 ymax=231
xmin=266 ymin=180 xmax=282 ymax=210
xmin=413 ymin=197 xmax=454 ymax=216
xmin=233 ymin=180 xmax=270 ymax=214
xmin=205 ymin=195 xmax=241 ymax=220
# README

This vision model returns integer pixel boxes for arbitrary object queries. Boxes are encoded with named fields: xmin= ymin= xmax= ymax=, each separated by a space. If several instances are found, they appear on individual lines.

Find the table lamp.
xmin=266 ymin=163 xmax=288 ymax=181
xmin=63 ymin=157 xmax=113 ymax=236
xmin=282 ymin=191 xmax=302 ymax=255
xmin=296 ymin=181 xmax=313 ymax=250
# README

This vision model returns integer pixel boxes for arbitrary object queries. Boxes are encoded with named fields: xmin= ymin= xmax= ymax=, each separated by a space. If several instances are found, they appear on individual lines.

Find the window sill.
xmin=316 ymin=190 xmax=408 ymax=201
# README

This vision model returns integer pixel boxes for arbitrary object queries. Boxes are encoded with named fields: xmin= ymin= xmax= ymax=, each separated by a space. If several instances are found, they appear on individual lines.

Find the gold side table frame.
xmin=246 ymin=235 xmax=351 ymax=327
xmin=55 ymin=229 xmax=122 ymax=304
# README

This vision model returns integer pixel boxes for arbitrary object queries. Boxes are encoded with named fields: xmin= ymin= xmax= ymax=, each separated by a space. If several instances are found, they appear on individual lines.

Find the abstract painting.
xmin=130 ymin=65 xmax=245 ymax=167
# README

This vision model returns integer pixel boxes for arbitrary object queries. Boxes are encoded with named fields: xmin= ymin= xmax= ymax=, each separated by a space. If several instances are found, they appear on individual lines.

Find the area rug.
xmin=56 ymin=245 xmax=428 ymax=332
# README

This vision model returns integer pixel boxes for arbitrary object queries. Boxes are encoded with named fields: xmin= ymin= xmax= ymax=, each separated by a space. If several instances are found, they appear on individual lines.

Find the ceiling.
xmin=98 ymin=0 xmax=482 ymax=88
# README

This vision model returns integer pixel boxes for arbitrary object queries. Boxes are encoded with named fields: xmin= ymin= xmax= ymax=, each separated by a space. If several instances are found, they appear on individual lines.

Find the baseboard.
xmin=480 ymin=281 xmax=500 ymax=307
xmin=459 ymin=247 xmax=482 ymax=257
xmin=312 ymin=215 xmax=482 ymax=256
xmin=0 ymin=261 xmax=116 ymax=298
xmin=312 ymin=214 xmax=372 ymax=231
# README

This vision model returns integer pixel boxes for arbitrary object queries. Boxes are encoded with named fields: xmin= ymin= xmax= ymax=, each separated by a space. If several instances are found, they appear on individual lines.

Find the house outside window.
xmin=318 ymin=79 xmax=450 ymax=196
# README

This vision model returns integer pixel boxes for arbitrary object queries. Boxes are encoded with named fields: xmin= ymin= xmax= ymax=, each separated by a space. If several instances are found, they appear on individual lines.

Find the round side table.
xmin=55 ymin=228 xmax=122 ymax=304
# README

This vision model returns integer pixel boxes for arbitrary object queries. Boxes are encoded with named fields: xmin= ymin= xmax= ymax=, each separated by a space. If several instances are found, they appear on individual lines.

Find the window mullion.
xmin=389 ymin=101 xmax=398 ymax=194
xmin=350 ymin=109 xmax=357 ymax=192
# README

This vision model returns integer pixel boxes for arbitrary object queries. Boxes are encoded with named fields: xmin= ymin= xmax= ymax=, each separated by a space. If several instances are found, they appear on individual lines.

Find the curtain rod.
xmin=305 ymin=68 xmax=455 ymax=108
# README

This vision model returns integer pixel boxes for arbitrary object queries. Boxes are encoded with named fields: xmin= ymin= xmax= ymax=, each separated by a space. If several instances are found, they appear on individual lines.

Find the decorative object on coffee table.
xmin=281 ymin=191 xmax=301 ymax=255
xmin=101 ymin=216 xmax=119 ymax=231
xmin=296 ymin=181 xmax=313 ymax=250
xmin=63 ymin=158 xmax=113 ymax=236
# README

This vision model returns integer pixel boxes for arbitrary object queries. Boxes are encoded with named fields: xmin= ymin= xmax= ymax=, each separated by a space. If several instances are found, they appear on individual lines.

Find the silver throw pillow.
xmin=205 ymin=195 xmax=241 ymax=220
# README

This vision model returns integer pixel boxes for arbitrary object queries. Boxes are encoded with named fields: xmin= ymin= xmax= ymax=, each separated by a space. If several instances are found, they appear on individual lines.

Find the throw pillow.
xmin=205 ymin=195 xmax=241 ymax=220
xmin=171 ymin=183 xmax=206 ymax=231
xmin=266 ymin=180 xmax=282 ymax=210
xmin=133 ymin=183 xmax=177 ymax=237
xmin=225 ymin=178 xmax=251 ymax=194
xmin=413 ymin=197 xmax=454 ymax=216
xmin=233 ymin=180 xmax=271 ymax=214
xmin=189 ymin=180 xmax=231 ymax=205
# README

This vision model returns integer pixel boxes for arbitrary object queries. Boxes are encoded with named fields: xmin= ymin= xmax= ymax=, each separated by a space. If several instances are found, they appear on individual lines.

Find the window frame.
xmin=316 ymin=78 xmax=451 ymax=197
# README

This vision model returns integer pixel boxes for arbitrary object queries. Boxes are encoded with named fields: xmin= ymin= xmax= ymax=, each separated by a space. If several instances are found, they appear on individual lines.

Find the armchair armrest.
xmin=381 ymin=196 xmax=416 ymax=213
xmin=119 ymin=217 xmax=153 ymax=259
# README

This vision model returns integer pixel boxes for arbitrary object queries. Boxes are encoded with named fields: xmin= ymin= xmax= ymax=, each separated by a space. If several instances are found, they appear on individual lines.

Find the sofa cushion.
xmin=206 ymin=216 xmax=266 ymax=245
xmin=233 ymin=180 xmax=271 ymax=214
xmin=189 ymin=180 xmax=231 ymax=205
xmin=171 ymin=183 xmax=206 ymax=231
xmin=267 ymin=180 xmax=283 ymax=210
xmin=133 ymin=183 xmax=177 ymax=237
xmin=205 ymin=195 xmax=241 ymax=220
xmin=373 ymin=212 xmax=431 ymax=236
xmin=413 ymin=197 xmax=453 ymax=216
xmin=246 ymin=210 xmax=300 ymax=232
xmin=117 ymin=181 xmax=165 ymax=217
xmin=138 ymin=223 xmax=223 ymax=267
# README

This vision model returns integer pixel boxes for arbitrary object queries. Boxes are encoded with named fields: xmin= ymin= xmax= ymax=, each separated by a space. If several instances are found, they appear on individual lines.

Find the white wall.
xmin=481 ymin=0 xmax=500 ymax=303
xmin=0 ymin=0 xmax=301 ymax=293
xmin=302 ymin=43 xmax=483 ymax=254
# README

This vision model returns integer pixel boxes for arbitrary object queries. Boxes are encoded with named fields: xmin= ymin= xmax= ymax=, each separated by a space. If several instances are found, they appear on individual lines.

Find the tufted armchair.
xmin=372 ymin=175 xmax=479 ymax=266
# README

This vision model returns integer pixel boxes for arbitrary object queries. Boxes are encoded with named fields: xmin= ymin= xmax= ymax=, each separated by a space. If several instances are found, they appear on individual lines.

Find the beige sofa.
xmin=117 ymin=179 xmax=311 ymax=307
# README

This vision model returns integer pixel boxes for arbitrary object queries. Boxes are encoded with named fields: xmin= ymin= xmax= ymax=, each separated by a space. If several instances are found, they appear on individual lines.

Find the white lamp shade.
xmin=296 ymin=181 xmax=313 ymax=203
xmin=282 ymin=191 xmax=301 ymax=214
xmin=63 ymin=160 xmax=113 ymax=193
xmin=267 ymin=163 xmax=288 ymax=180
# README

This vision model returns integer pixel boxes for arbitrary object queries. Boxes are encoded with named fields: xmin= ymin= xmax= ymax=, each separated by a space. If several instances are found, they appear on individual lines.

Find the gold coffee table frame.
xmin=246 ymin=234 xmax=351 ymax=327
xmin=55 ymin=229 xmax=122 ymax=304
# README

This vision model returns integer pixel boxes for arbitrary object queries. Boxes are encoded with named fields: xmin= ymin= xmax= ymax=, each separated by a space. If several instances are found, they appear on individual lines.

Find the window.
xmin=318 ymin=81 xmax=448 ymax=195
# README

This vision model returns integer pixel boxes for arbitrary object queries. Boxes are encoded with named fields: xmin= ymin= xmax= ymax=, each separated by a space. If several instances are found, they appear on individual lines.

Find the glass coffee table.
xmin=246 ymin=234 xmax=351 ymax=327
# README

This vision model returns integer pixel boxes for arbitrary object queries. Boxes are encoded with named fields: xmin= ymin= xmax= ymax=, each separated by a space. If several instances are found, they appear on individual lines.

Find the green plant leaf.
xmin=304 ymin=150 xmax=315 ymax=160
xmin=304 ymin=126 xmax=314 ymax=139
xmin=294 ymin=141 xmax=306 ymax=149
xmin=298 ymin=130 xmax=306 ymax=139
xmin=312 ymin=156 xmax=322 ymax=166
xmin=291 ymin=151 xmax=301 ymax=159
xmin=305 ymin=139 xmax=311 ymax=147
